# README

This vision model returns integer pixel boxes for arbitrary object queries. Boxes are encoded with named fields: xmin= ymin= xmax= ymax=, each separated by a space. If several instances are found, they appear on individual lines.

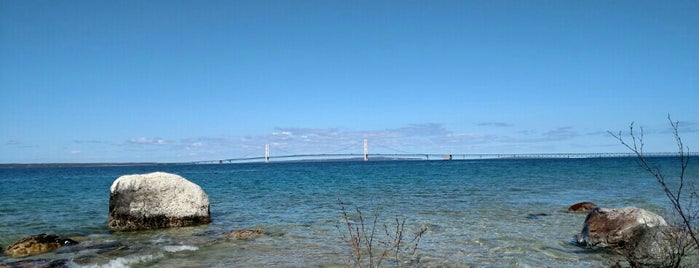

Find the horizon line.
xmin=3 ymin=151 xmax=697 ymax=166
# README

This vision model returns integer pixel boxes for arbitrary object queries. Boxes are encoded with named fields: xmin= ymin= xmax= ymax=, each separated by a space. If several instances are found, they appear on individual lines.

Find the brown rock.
xmin=226 ymin=229 xmax=264 ymax=240
xmin=568 ymin=202 xmax=598 ymax=212
xmin=4 ymin=234 xmax=78 ymax=258
xmin=577 ymin=207 xmax=667 ymax=248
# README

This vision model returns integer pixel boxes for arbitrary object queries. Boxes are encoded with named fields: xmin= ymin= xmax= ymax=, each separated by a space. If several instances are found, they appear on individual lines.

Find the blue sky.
xmin=1 ymin=0 xmax=698 ymax=163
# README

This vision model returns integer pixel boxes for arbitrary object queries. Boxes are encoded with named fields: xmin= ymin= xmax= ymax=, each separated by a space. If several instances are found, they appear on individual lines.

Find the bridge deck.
xmin=190 ymin=152 xmax=694 ymax=164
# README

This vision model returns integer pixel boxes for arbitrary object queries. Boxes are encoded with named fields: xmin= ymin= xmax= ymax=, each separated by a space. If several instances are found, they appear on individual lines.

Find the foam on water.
xmin=163 ymin=245 xmax=199 ymax=252
xmin=80 ymin=253 xmax=164 ymax=268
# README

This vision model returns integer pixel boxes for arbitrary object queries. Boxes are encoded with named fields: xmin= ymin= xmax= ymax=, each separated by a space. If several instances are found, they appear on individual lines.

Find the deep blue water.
xmin=0 ymin=157 xmax=696 ymax=267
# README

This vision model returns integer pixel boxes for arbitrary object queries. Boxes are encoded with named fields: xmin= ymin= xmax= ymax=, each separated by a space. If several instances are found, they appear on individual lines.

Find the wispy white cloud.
xmin=680 ymin=121 xmax=699 ymax=133
xmin=5 ymin=140 xmax=22 ymax=145
xmin=188 ymin=142 xmax=203 ymax=148
xmin=542 ymin=127 xmax=578 ymax=141
xmin=73 ymin=139 xmax=110 ymax=144
xmin=126 ymin=137 xmax=167 ymax=145
xmin=586 ymin=130 xmax=611 ymax=137
xmin=657 ymin=120 xmax=699 ymax=134
xmin=603 ymin=120 xmax=699 ymax=137
xmin=440 ymin=133 xmax=498 ymax=144
xmin=477 ymin=122 xmax=514 ymax=127
xmin=394 ymin=123 xmax=451 ymax=137
xmin=4 ymin=140 xmax=38 ymax=148
xmin=489 ymin=127 xmax=581 ymax=144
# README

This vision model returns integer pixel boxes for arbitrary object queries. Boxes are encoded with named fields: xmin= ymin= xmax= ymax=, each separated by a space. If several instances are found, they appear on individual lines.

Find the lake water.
xmin=1 ymin=157 xmax=696 ymax=267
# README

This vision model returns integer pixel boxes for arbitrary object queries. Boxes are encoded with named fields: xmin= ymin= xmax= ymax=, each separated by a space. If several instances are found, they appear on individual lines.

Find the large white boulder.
xmin=108 ymin=172 xmax=211 ymax=231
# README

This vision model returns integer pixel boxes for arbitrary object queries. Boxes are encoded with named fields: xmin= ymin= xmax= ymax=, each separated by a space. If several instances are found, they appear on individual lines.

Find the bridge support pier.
xmin=363 ymin=139 xmax=368 ymax=161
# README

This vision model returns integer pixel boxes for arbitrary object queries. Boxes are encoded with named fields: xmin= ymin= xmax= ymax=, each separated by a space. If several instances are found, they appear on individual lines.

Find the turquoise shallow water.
xmin=0 ymin=158 xmax=696 ymax=267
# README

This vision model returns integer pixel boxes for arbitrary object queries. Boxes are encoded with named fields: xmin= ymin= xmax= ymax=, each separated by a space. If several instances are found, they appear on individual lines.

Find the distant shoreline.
xmin=0 ymin=162 xmax=168 ymax=168
xmin=1 ymin=153 xmax=696 ymax=168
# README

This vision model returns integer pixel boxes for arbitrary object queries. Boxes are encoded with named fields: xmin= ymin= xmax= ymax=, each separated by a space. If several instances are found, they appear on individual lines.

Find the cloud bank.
xmin=5 ymin=120 xmax=695 ymax=163
xmin=109 ymin=123 xmax=593 ymax=162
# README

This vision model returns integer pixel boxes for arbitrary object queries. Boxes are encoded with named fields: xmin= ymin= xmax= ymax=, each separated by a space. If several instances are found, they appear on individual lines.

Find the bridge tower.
xmin=265 ymin=144 xmax=270 ymax=163
xmin=363 ymin=139 xmax=368 ymax=161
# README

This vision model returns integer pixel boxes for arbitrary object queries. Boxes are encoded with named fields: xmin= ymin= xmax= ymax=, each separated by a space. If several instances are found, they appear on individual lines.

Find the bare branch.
xmin=337 ymin=199 xmax=427 ymax=267
xmin=610 ymin=116 xmax=699 ymax=267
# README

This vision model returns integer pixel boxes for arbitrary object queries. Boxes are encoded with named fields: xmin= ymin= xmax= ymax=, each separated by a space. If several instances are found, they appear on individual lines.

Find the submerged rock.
xmin=577 ymin=207 xmax=667 ymax=248
xmin=226 ymin=229 xmax=265 ymax=240
xmin=2 ymin=258 xmax=72 ymax=268
xmin=567 ymin=202 xmax=597 ymax=212
xmin=60 ymin=241 xmax=132 ymax=266
xmin=526 ymin=213 xmax=550 ymax=219
xmin=3 ymin=234 xmax=78 ymax=258
xmin=108 ymin=172 xmax=211 ymax=231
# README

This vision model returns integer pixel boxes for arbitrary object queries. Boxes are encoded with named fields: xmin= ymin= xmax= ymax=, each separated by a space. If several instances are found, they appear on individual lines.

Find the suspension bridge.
xmin=189 ymin=139 xmax=690 ymax=164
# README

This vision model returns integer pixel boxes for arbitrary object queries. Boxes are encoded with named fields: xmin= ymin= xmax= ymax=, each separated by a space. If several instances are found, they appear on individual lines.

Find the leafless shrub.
xmin=610 ymin=115 xmax=698 ymax=267
xmin=337 ymin=198 xmax=427 ymax=267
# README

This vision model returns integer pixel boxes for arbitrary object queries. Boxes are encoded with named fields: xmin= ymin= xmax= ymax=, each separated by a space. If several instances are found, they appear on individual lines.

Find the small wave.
xmin=163 ymin=245 xmax=199 ymax=252
xmin=81 ymin=253 xmax=163 ymax=268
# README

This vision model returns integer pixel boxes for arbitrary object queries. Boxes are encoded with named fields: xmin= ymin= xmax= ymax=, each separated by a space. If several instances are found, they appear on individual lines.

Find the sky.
xmin=1 ymin=0 xmax=698 ymax=163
